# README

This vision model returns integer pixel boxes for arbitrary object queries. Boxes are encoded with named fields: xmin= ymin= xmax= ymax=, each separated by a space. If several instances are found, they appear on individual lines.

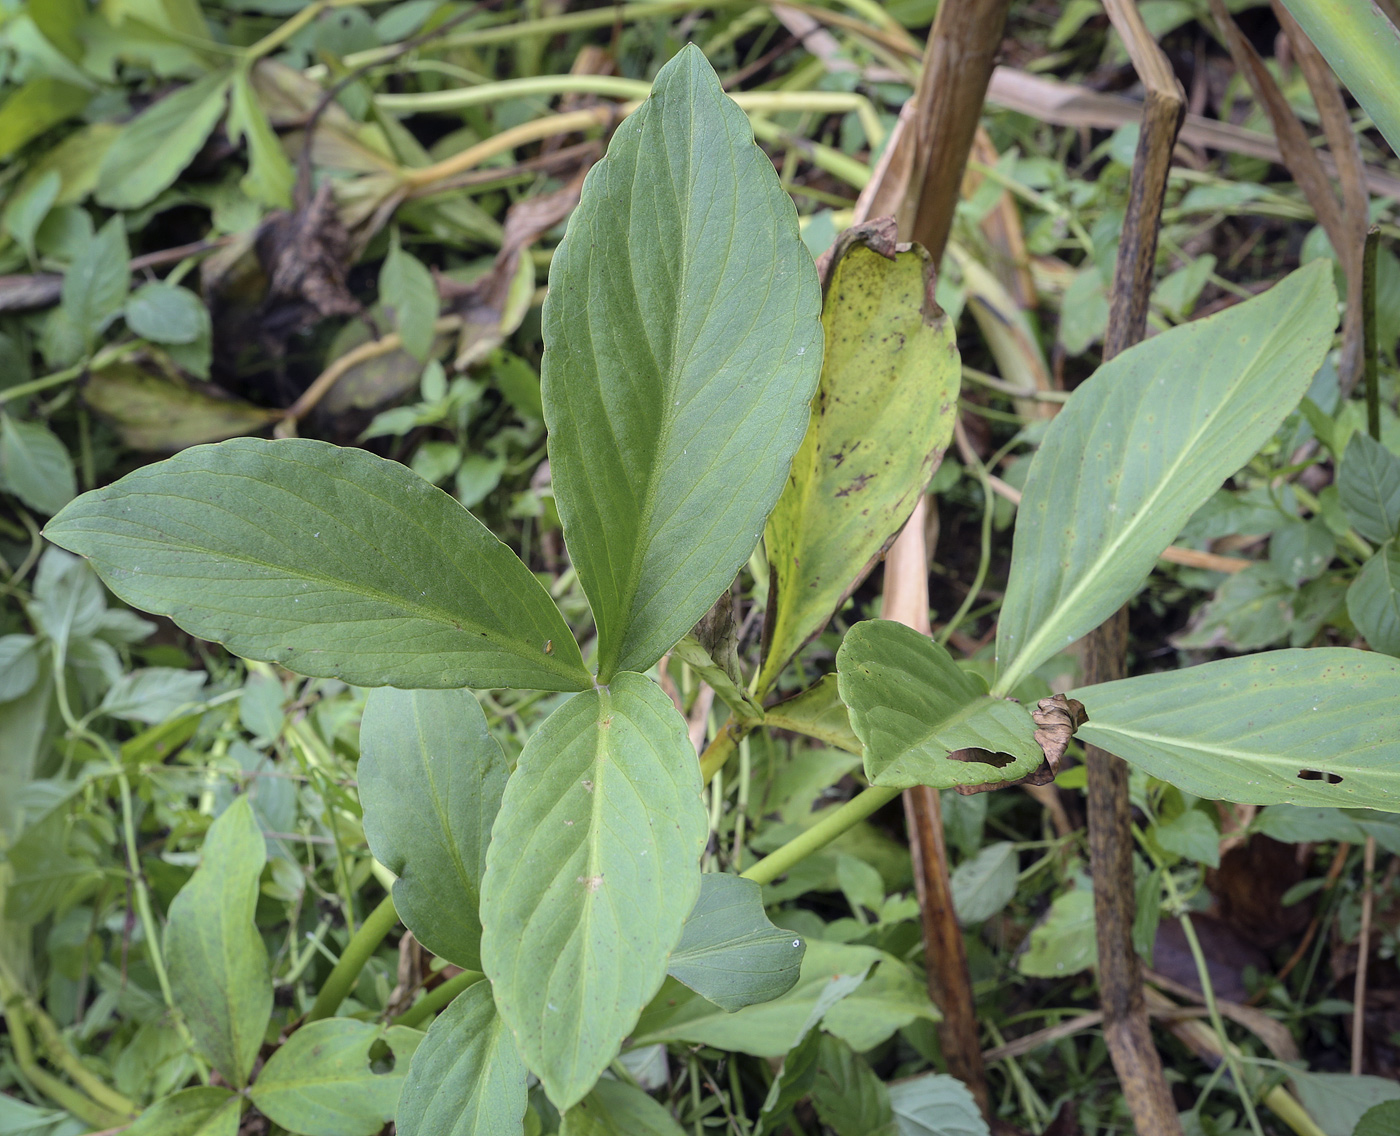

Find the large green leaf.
xmin=759 ymin=236 xmax=957 ymax=695
xmin=994 ymin=262 xmax=1337 ymax=695
xmin=479 ymin=672 xmax=708 ymax=1109
xmin=837 ymin=620 xmax=1042 ymax=790
xmin=1338 ymin=432 xmax=1400 ymax=544
xmin=395 ymin=982 xmax=528 ymax=1136
xmin=164 ymin=797 xmax=271 ymax=1087
xmin=1348 ymin=544 xmax=1400 ymax=656
xmin=1072 ymin=649 xmax=1400 ymax=809
xmin=667 ymin=874 xmax=805 ymax=1011
xmin=541 ymin=45 xmax=822 ymax=682
xmin=560 ymin=1080 xmax=686 ymax=1136
xmin=121 ymin=1088 xmax=241 ymax=1136
xmin=359 ymin=687 xmax=505 ymax=970
xmin=43 ymin=438 xmax=590 ymax=691
xmin=249 ymin=1020 xmax=421 ymax=1136
xmin=96 ymin=70 xmax=230 ymax=210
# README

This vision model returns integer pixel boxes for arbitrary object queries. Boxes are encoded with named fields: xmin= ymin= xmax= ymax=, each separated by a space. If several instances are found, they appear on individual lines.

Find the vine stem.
xmin=0 ymin=995 xmax=124 ymax=1129
xmin=741 ymin=786 xmax=899 ymax=887
xmin=306 ymin=893 xmax=400 ymax=1022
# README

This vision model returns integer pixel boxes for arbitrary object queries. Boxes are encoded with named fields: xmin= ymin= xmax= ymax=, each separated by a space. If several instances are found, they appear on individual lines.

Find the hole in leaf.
xmin=367 ymin=1038 xmax=396 ymax=1075
xmin=1296 ymin=769 xmax=1343 ymax=785
xmin=949 ymin=747 xmax=1015 ymax=769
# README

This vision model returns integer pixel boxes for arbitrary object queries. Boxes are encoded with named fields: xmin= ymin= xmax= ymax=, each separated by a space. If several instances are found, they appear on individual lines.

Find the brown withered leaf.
xmin=953 ymin=695 xmax=1085 ymax=795
xmin=255 ymin=180 xmax=361 ymax=344
xmin=83 ymin=362 xmax=277 ymax=451
xmin=441 ymin=172 xmax=588 ymax=369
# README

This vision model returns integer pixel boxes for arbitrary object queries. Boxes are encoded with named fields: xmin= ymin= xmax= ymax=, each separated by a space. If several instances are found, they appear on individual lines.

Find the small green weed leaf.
xmin=996 ymin=261 xmax=1337 ymax=693
xmin=99 ymin=667 xmax=206 ymax=723
xmin=63 ymin=216 xmax=129 ymax=344
xmin=380 ymin=235 xmax=439 ymax=362
xmin=43 ymin=438 xmax=589 ymax=691
xmin=395 ymin=981 xmax=528 ymax=1136
xmin=763 ymin=674 xmax=861 ymax=755
xmin=1152 ymin=809 xmax=1221 ymax=867
xmin=837 ymin=620 xmax=1042 ymax=789
xmin=250 ymin=1020 xmax=421 ymax=1136
xmin=1017 ymin=886 xmax=1097 ymax=978
xmin=560 ymin=1079 xmax=686 ymax=1136
xmin=541 ymin=45 xmax=822 ymax=682
xmin=1338 ymin=432 xmax=1400 ymax=544
xmin=480 ymin=671 xmax=708 ymax=1109
xmin=0 ymin=415 xmax=76 ymax=515
xmin=0 ymin=79 xmax=91 ymax=160
xmin=96 ymin=71 xmax=230 ymax=210
xmin=359 ymin=687 xmax=506 ymax=970
xmin=1348 ymin=543 xmax=1400 ymax=656
xmin=1354 ymin=1100 xmax=1400 ymax=1136
xmin=759 ymin=235 xmax=957 ymax=694
xmin=949 ymin=841 xmax=1018 ymax=925
xmin=1288 ymin=1071 xmax=1400 ymax=1136
xmin=120 ymin=1087 xmax=241 ymax=1136
xmin=125 ymin=283 xmax=209 ymax=345
xmin=227 ymin=68 xmax=293 ymax=208
xmin=888 ymin=1073 xmax=990 ymax=1136
xmin=811 ymin=1036 xmax=896 ymax=1136
xmin=1073 ymin=648 xmax=1400 ymax=808
xmin=0 ymin=634 xmax=40 ymax=701
xmin=3 ymin=170 xmax=60 ymax=264
xmin=164 ymin=796 xmax=270 ymax=1087
xmin=1255 ymin=805 xmax=1365 ymax=844
xmin=667 ymin=874 xmax=805 ymax=1011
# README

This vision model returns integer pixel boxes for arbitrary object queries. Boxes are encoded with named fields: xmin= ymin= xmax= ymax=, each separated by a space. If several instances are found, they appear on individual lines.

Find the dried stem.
xmin=1353 ymin=835 xmax=1377 ymax=1074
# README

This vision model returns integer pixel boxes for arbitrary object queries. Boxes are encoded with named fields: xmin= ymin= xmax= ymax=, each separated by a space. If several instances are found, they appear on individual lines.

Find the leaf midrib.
xmin=1083 ymin=721 xmax=1392 ymax=775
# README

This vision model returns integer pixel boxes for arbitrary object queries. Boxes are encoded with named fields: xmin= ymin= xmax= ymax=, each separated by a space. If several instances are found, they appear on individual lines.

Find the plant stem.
xmin=391 ymin=970 xmax=484 ymax=1029
xmin=0 ymin=993 xmax=124 ymax=1129
xmin=306 ymin=893 xmax=399 ymax=1022
xmin=1364 ymin=226 xmax=1381 ymax=442
xmin=741 ymin=785 xmax=899 ymax=886
xmin=0 ymin=362 xmax=86 ymax=406
xmin=1293 ymin=482 xmax=1372 ymax=558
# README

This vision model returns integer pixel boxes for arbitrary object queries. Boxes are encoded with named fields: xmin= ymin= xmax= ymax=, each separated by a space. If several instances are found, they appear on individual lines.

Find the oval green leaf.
xmin=995 ymin=261 xmax=1337 ymax=695
xmin=43 ymin=438 xmax=590 ymax=691
xmin=759 ymin=236 xmax=957 ymax=695
xmin=164 ymin=797 xmax=270 ymax=1088
xmin=121 ymin=1087 xmax=241 ymax=1136
xmin=360 ymin=687 xmax=507 ymax=970
xmin=1072 ymin=648 xmax=1400 ymax=809
xmin=249 ymin=1020 xmax=421 ymax=1136
xmin=1338 ymin=431 xmax=1400 ymax=545
xmin=837 ymin=620 xmax=1043 ymax=790
xmin=0 ymin=415 xmax=76 ymax=516
xmin=667 ymin=874 xmax=805 ymax=1012
xmin=560 ymin=1079 xmax=686 ymax=1136
xmin=541 ymin=44 xmax=822 ymax=682
xmin=395 ymin=981 xmax=528 ymax=1136
xmin=479 ymin=671 xmax=708 ymax=1109
xmin=1348 ymin=543 xmax=1400 ymax=656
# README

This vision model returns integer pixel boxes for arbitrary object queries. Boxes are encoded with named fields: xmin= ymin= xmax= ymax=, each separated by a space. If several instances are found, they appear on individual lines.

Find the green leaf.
xmin=82 ymin=364 xmax=275 ymax=450
xmin=164 ymin=796 xmax=271 ymax=1087
xmin=43 ymin=438 xmax=591 ymax=691
xmin=995 ymin=261 xmax=1337 ymax=694
xmin=1016 ymin=886 xmax=1097 ymax=978
xmin=1072 ymin=648 xmax=1400 ymax=809
xmin=0 ymin=634 xmax=40 ymax=701
xmin=227 ymin=67 xmax=293 ymax=208
xmin=759 ymin=236 xmax=957 ymax=694
xmin=811 ymin=1035 xmax=896 ymax=1136
xmin=763 ymin=674 xmax=861 ymax=755
xmin=0 ymin=415 xmax=76 ymax=515
xmin=1337 ymin=432 xmax=1400 ymax=545
xmin=96 ymin=70 xmax=230 ymax=210
xmin=667 ymin=874 xmax=805 ymax=1011
xmin=395 ymin=981 xmax=528 ymax=1136
xmin=1288 ymin=1071 xmax=1400 ymax=1136
xmin=125 ymin=283 xmax=209 ymax=345
xmin=359 ymin=687 xmax=506 ymax=970
xmin=3 ymin=170 xmax=60 ymax=264
xmin=541 ymin=44 xmax=822 ymax=682
xmin=1354 ymin=1100 xmax=1400 ymax=1136
xmin=836 ymin=620 xmax=1043 ymax=790
xmin=560 ymin=1080 xmax=686 ymax=1136
xmin=63 ymin=216 xmax=130 ymax=343
xmin=381 ymin=234 xmax=439 ymax=362
xmin=249 ymin=1020 xmax=421 ymax=1136
xmin=0 ymin=79 xmax=91 ymax=160
xmin=1152 ymin=809 xmax=1221 ymax=868
xmin=1348 ymin=543 xmax=1400 ymax=656
xmin=949 ymin=841 xmax=1018 ymax=925
xmin=480 ymin=672 xmax=708 ymax=1109
xmin=120 ymin=1087 xmax=242 ymax=1136
xmin=888 ymin=1074 xmax=990 ymax=1136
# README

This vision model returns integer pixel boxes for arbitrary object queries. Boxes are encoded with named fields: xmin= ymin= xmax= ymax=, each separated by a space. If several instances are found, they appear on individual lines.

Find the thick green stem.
xmin=307 ymin=894 xmax=399 ymax=1022
xmin=391 ymin=970 xmax=484 ymax=1029
xmin=741 ymin=785 xmax=900 ymax=886
xmin=0 ymin=995 xmax=124 ymax=1129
